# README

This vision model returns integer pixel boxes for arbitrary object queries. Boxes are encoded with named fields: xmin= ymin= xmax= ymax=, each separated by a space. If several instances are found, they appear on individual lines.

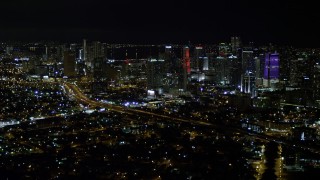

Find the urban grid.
xmin=1 ymin=0 xmax=320 ymax=179
xmin=0 ymin=38 xmax=320 ymax=179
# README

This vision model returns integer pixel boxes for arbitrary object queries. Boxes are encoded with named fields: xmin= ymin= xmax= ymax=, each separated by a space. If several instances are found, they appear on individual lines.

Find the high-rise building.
xmin=63 ymin=51 xmax=76 ymax=77
xmin=242 ymin=50 xmax=255 ymax=74
xmin=79 ymin=49 xmax=83 ymax=61
xmin=203 ymin=57 xmax=209 ymax=71
xmin=183 ymin=46 xmax=191 ymax=74
xmin=241 ymin=72 xmax=255 ymax=95
xmin=164 ymin=45 xmax=173 ymax=72
xmin=231 ymin=36 xmax=241 ymax=54
xmin=240 ymin=50 xmax=257 ymax=94
xmin=83 ymin=39 xmax=87 ymax=66
xmin=193 ymin=46 xmax=203 ymax=72
xmin=263 ymin=52 xmax=280 ymax=87
xmin=92 ymin=57 xmax=107 ymax=93
xmin=161 ymin=45 xmax=183 ymax=95
xmin=180 ymin=46 xmax=191 ymax=91
xmin=218 ymin=43 xmax=231 ymax=56
xmin=213 ymin=56 xmax=229 ymax=85
xmin=312 ymin=59 xmax=320 ymax=102
xmin=147 ymin=58 xmax=165 ymax=98
xmin=92 ymin=41 xmax=105 ymax=59
xmin=44 ymin=45 xmax=48 ymax=61
xmin=86 ymin=41 xmax=105 ymax=71
xmin=165 ymin=45 xmax=172 ymax=56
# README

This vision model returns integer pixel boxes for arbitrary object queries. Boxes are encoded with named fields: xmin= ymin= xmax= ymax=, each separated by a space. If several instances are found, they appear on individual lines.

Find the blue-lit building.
xmin=263 ymin=52 xmax=280 ymax=87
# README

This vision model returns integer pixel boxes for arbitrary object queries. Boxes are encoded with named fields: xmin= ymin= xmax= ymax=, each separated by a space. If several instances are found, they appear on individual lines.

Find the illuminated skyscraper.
xmin=263 ymin=52 xmax=280 ymax=87
xmin=203 ymin=57 xmax=209 ymax=71
xmin=180 ymin=46 xmax=191 ymax=91
xmin=183 ymin=46 xmax=191 ymax=74
xmin=240 ymin=50 xmax=256 ymax=94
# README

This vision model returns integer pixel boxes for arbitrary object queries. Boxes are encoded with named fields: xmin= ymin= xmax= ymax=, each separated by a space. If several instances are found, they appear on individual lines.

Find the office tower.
xmin=92 ymin=57 xmax=107 ymax=93
xmin=255 ymin=57 xmax=261 ymax=78
xmin=93 ymin=57 xmax=105 ymax=81
xmin=231 ymin=36 xmax=241 ymax=54
xmin=92 ymin=41 xmax=105 ymax=59
xmin=193 ymin=46 xmax=203 ymax=72
xmin=206 ymin=52 xmax=215 ymax=71
xmin=263 ymin=52 xmax=280 ymax=87
xmin=227 ymin=55 xmax=241 ymax=87
xmin=183 ymin=46 xmax=191 ymax=74
xmin=164 ymin=45 xmax=173 ymax=73
xmin=180 ymin=46 xmax=191 ymax=91
xmin=218 ymin=43 xmax=231 ymax=56
xmin=69 ymin=43 xmax=77 ymax=52
xmin=313 ymin=59 xmax=320 ymax=101
xmin=83 ymin=39 xmax=87 ymax=65
xmin=213 ymin=56 xmax=236 ymax=85
xmin=203 ymin=57 xmax=209 ymax=71
xmin=164 ymin=45 xmax=174 ymax=89
xmin=214 ymin=56 xmax=229 ymax=85
xmin=147 ymin=58 xmax=165 ymax=99
xmin=79 ymin=49 xmax=83 ymax=61
xmin=241 ymin=72 xmax=255 ymax=94
xmin=44 ymin=45 xmax=48 ymax=61
xmin=56 ymin=45 xmax=67 ymax=63
xmin=255 ymin=56 xmax=262 ymax=87
xmin=86 ymin=41 xmax=105 ymax=71
xmin=240 ymin=50 xmax=256 ymax=93
xmin=63 ymin=51 xmax=76 ymax=77
xmin=289 ymin=58 xmax=303 ymax=86
xmin=165 ymin=45 xmax=172 ymax=56
xmin=242 ymin=50 xmax=255 ymax=74
xmin=162 ymin=45 xmax=180 ymax=95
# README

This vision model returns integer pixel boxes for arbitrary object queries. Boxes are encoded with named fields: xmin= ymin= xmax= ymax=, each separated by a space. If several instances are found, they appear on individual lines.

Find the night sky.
xmin=0 ymin=0 xmax=319 ymax=47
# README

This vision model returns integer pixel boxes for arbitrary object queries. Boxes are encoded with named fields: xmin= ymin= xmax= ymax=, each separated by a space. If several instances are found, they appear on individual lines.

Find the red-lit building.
xmin=183 ymin=46 xmax=191 ymax=74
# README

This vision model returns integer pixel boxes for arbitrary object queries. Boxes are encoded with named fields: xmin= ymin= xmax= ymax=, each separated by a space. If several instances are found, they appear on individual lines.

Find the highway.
xmin=63 ymin=82 xmax=320 ymax=156
xmin=63 ymin=82 xmax=213 ymax=126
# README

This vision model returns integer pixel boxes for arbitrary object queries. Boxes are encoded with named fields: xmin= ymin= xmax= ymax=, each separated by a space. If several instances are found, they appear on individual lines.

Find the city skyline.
xmin=1 ymin=33 xmax=320 ymax=179
xmin=0 ymin=0 xmax=319 ymax=47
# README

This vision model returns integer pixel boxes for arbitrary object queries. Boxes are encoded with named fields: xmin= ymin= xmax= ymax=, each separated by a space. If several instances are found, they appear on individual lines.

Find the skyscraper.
xmin=263 ymin=52 xmax=280 ymax=87
xmin=193 ymin=46 xmax=203 ymax=72
xmin=92 ymin=57 xmax=107 ymax=93
xmin=147 ymin=58 xmax=165 ymax=98
xmin=240 ymin=50 xmax=256 ymax=94
xmin=231 ymin=36 xmax=241 ymax=54
xmin=180 ymin=46 xmax=191 ymax=91
xmin=242 ymin=50 xmax=254 ymax=74
xmin=86 ymin=41 xmax=105 ymax=71
xmin=83 ymin=39 xmax=87 ymax=66
xmin=183 ymin=46 xmax=191 ymax=74
xmin=63 ymin=51 xmax=76 ymax=77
